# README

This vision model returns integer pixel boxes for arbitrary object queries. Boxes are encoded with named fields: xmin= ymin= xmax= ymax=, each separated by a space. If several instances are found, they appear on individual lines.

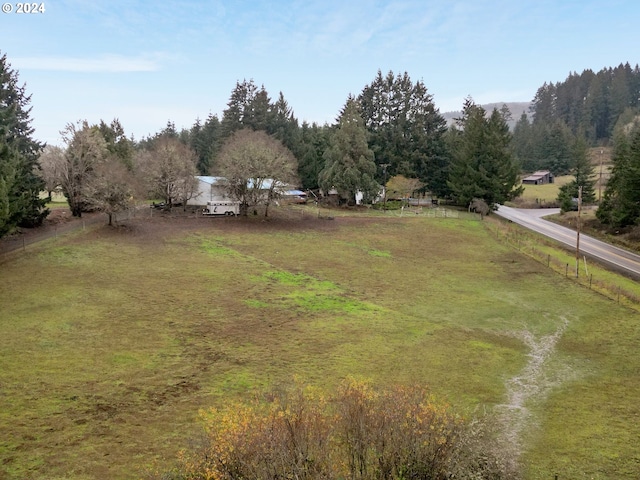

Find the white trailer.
xmin=202 ymin=201 xmax=239 ymax=216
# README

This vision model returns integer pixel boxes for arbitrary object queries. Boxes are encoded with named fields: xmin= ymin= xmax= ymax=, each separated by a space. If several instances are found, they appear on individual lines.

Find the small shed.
xmin=522 ymin=170 xmax=554 ymax=185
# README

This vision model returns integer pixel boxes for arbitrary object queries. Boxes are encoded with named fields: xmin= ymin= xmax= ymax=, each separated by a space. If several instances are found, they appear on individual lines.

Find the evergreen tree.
xmin=97 ymin=119 xmax=135 ymax=168
xmin=540 ymin=120 xmax=574 ymax=174
xmin=190 ymin=113 xmax=220 ymax=175
xmin=358 ymin=70 xmax=449 ymax=195
xmin=557 ymin=136 xmax=596 ymax=212
xmin=0 ymin=52 xmax=47 ymax=236
xmin=597 ymin=125 xmax=640 ymax=227
xmin=220 ymin=79 xmax=260 ymax=138
xmin=447 ymin=99 xmax=522 ymax=208
xmin=268 ymin=92 xmax=302 ymax=159
xmin=246 ymin=86 xmax=272 ymax=132
xmin=220 ymin=81 xmax=306 ymax=185
xmin=319 ymin=98 xmax=379 ymax=204
xmin=298 ymin=121 xmax=330 ymax=190
xmin=512 ymin=112 xmax=535 ymax=170
xmin=531 ymin=82 xmax=556 ymax=126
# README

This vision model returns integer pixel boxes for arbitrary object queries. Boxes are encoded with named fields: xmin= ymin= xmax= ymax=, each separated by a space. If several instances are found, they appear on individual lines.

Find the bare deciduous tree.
xmin=37 ymin=145 xmax=65 ymax=199
xmin=59 ymin=121 xmax=108 ymax=217
xmin=216 ymin=129 xmax=298 ymax=216
xmin=137 ymin=137 xmax=198 ymax=209
xmin=85 ymin=158 xmax=136 ymax=226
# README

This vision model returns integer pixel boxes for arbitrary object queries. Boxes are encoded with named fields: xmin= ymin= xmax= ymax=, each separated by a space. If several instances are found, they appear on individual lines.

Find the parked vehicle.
xmin=202 ymin=201 xmax=239 ymax=216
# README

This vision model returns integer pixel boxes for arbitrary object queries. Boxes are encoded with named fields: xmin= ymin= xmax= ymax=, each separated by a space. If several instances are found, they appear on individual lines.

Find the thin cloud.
xmin=12 ymin=54 xmax=161 ymax=73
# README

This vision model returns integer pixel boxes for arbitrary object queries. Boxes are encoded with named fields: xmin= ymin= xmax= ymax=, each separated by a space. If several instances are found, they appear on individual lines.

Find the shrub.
xmin=163 ymin=379 xmax=518 ymax=479
xmin=371 ymin=200 xmax=403 ymax=210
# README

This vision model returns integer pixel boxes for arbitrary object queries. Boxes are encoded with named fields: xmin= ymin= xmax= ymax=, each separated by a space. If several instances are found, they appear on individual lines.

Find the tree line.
xmin=4 ymin=48 xmax=640 ymax=238
xmin=512 ymin=63 xmax=640 ymax=176
xmin=1 ymin=49 xmax=525 ymax=238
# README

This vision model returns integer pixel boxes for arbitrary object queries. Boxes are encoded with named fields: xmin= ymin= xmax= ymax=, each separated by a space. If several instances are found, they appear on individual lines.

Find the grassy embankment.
xmin=1 ymin=209 xmax=639 ymax=479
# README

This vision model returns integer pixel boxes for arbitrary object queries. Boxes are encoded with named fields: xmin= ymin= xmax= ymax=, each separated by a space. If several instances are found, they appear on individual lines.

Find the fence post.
xmin=589 ymin=274 xmax=593 ymax=289
xmin=565 ymin=263 xmax=569 ymax=277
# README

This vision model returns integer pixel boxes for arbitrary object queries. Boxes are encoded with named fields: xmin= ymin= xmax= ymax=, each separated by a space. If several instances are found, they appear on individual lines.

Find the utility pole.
xmin=576 ymin=185 xmax=582 ymax=278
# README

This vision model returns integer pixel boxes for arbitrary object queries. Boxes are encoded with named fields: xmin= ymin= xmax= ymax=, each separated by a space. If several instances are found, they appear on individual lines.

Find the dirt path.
xmin=495 ymin=317 xmax=570 ymax=471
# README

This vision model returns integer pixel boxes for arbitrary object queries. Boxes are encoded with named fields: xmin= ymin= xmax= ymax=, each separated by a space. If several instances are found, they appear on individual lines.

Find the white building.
xmin=187 ymin=176 xmax=231 ymax=206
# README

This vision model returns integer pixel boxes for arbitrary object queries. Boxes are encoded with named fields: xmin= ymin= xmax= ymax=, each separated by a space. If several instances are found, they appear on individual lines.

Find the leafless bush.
xmin=469 ymin=198 xmax=491 ymax=217
xmin=163 ymin=379 xmax=517 ymax=480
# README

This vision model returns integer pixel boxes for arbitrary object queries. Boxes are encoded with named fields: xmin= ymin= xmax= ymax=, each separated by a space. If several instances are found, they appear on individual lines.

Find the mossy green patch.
xmin=244 ymin=299 xmax=270 ymax=308
xmin=199 ymin=237 xmax=238 ymax=256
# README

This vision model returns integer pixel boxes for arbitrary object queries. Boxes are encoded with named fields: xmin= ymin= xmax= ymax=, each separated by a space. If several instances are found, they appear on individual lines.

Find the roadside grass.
xmin=1 ymin=210 xmax=639 ymax=479
xmin=547 ymin=208 xmax=640 ymax=255
xmin=487 ymin=216 xmax=640 ymax=308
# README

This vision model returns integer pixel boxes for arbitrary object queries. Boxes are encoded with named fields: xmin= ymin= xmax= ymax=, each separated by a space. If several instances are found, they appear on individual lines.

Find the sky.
xmin=1 ymin=0 xmax=639 ymax=146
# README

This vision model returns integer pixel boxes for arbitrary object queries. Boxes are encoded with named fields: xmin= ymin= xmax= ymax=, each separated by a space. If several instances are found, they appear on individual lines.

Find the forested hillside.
xmin=530 ymin=63 xmax=640 ymax=143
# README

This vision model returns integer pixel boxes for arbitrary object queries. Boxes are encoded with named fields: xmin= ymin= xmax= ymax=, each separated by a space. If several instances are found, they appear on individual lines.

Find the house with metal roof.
xmin=188 ymin=176 xmax=303 ymax=206
xmin=187 ymin=176 xmax=231 ymax=206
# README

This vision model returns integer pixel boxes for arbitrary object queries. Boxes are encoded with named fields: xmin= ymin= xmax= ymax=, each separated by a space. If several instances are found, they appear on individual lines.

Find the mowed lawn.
xmin=1 ymin=211 xmax=639 ymax=479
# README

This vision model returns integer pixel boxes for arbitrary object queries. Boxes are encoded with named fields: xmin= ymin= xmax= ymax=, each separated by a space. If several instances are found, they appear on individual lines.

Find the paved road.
xmin=495 ymin=205 xmax=640 ymax=278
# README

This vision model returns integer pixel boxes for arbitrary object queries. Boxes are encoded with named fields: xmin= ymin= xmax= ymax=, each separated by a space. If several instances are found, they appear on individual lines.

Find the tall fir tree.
xmin=358 ymin=70 xmax=449 ymax=196
xmin=597 ymin=125 xmax=640 ymax=227
xmin=268 ymin=91 xmax=302 ymax=159
xmin=189 ymin=113 xmax=220 ymax=175
xmin=298 ymin=121 xmax=330 ymax=190
xmin=511 ymin=112 xmax=535 ymax=171
xmin=319 ymin=97 xmax=379 ymax=204
xmin=0 ymin=52 xmax=47 ymax=236
xmin=220 ymin=79 xmax=260 ymax=138
xmin=447 ymin=99 xmax=522 ymax=208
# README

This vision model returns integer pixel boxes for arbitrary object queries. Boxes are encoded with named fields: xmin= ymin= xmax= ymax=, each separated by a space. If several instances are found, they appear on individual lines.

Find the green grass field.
xmin=517 ymin=175 xmax=573 ymax=204
xmin=1 ymin=210 xmax=639 ymax=479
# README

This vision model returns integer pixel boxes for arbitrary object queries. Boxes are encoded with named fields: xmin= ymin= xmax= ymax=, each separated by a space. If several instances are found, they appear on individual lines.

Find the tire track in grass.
xmin=496 ymin=316 xmax=570 ymax=471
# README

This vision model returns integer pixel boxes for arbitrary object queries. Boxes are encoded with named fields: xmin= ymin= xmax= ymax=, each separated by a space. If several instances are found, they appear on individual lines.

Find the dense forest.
xmin=3 ymin=51 xmax=640 ymax=237
xmin=512 ymin=63 xmax=640 ymax=174
xmin=532 ymin=63 xmax=640 ymax=142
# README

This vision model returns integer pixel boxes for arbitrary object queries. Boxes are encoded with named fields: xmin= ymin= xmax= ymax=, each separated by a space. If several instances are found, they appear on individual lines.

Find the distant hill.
xmin=442 ymin=102 xmax=532 ymax=129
